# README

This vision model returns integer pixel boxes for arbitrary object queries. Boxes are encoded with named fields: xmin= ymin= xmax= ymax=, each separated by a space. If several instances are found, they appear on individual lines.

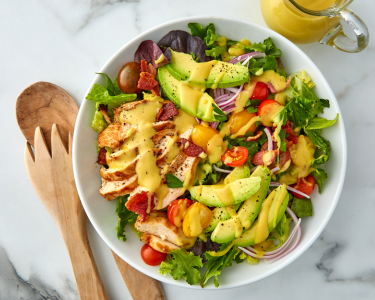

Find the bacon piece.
xmin=284 ymin=127 xmax=299 ymax=144
xmin=245 ymin=131 xmax=263 ymax=141
xmin=97 ymin=148 xmax=107 ymax=165
xmin=181 ymin=138 xmax=204 ymax=157
xmin=155 ymin=108 xmax=163 ymax=121
xmin=126 ymin=191 xmax=155 ymax=221
xmin=269 ymin=150 xmax=291 ymax=170
xmin=251 ymin=150 xmax=278 ymax=166
xmin=159 ymin=102 xmax=179 ymax=121
xmin=140 ymin=60 xmax=157 ymax=76
xmin=151 ymin=85 xmax=160 ymax=96
xmin=138 ymin=72 xmax=158 ymax=90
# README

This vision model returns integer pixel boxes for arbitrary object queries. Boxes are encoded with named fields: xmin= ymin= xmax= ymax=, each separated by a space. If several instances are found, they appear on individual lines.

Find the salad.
xmin=86 ymin=22 xmax=338 ymax=287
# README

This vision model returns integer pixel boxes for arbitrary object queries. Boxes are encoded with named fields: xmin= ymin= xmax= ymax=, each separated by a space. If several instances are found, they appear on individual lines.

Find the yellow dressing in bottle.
xmin=261 ymin=0 xmax=340 ymax=44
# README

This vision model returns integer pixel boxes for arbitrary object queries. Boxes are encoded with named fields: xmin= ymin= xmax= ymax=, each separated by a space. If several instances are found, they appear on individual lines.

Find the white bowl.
xmin=72 ymin=16 xmax=347 ymax=289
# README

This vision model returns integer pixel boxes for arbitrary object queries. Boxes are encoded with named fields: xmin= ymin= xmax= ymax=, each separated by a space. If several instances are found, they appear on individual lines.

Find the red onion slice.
xmin=194 ymin=117 xmax=201 ymax=124
xmin=228 ymin=52 xmax=266 ymax=65
xmin=238 ymin=207 xmax=302 ymax=261
xmin=213 ymin=164 xmax=232 ymax=173
xmin=270 ymin=167 xmax=280 ymax=173
xmin=215 ymin=93 xmax=235 ymax=103
xmin=265 ymin=207 xmax=302 ymax=263
xmin=225 ymin=87 xmax=240 ymax=93
xmin=269 ymin=182 xmax=311 ymax=199
xmin=264 ymin=127 xmax=273 ymax=151
xmin=210 ymin=121 xmax=219 ymax=129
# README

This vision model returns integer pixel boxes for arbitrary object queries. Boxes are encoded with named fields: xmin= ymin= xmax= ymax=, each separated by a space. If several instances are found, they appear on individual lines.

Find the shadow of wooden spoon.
xmin=16 ymin=81 xmax=166 ymax=300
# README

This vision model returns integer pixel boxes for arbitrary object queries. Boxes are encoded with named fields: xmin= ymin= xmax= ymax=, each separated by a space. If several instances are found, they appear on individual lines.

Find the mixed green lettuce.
xmin=116 ymin=195 xmax=138 ymax=242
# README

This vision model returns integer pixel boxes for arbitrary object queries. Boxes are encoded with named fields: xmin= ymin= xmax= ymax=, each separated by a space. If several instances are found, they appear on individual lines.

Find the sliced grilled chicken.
xmin=98 ymin=122 xmax=133 ymax=148
xmin=113 ymin=100 xmax=148 ymax=122
xmin=135 ymin=212 xmax=196 ymax=248
xmin=99 ymin=174 xmax=138 ymax=201
xmin=141 ymin=233 xmax=180 ymax=253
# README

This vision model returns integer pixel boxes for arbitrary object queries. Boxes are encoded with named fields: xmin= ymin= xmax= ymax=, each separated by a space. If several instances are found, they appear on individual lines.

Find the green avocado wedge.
xmin=166 ymin=50 xmax=250 ymax=88
xmin=211 ymin=166 xmax=271 ymax=243
xmin=189 ymin=177 xmax=261 ymax=207
xmin=234 ymin=184 xmax=289 ymax=247
xmin=157 ymin=66 xmax=223 ymax=122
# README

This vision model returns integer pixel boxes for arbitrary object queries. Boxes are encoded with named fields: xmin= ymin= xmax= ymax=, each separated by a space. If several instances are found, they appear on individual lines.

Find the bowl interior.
xmin=72 ymin=16 xmax=346 ymax=289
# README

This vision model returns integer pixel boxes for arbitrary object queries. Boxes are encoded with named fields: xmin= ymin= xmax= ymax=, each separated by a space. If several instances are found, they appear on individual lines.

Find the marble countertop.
xmin=1 ymin=0 xmax=375 ymax=299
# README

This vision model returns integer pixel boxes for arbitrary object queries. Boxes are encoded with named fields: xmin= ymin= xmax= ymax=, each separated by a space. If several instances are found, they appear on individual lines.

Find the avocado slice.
xmin=205 ymin=207 xmax=232 ymax=232
xmin=237 ymin=166 xmax=271 ymax=230
xmin=157 ymin=66 xmax=222 ymax=122
xmin=211 ymin=166 xmax=271 ymax=243
xmin=234 ymin=184 xmax=289 ymax=247
xmin=205 ymin=166 xmax=251 ymax=233
xmin=166 ymin=50 xmax=250 ymax=88
xmin=189 ymin=177 xmax=261 ymax=207
xmin=224 ymin=165 xmax=251 ymax=184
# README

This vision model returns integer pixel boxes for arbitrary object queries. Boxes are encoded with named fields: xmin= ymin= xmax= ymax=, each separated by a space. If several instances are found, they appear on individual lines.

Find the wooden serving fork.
xmin=24 ymin=124 xmax=109 ymax=300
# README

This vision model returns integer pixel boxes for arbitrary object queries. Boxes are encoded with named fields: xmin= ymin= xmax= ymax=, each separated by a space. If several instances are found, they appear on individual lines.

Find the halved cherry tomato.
xmin=167 ymin=199 xmax=193 ymax=227
xmin=118 ymin=62 xmax=142 ymax=94
xmin=291 ymin=175 xmax=315 ymax=198
xmin=140 ymin=244 xmax=167 ymax=266
xmin=191 ymin=125 xmax=219 ymax=152
xmin=229 ymin=110 xmax=257 ymax=135
xmin=251 ymin=82 xmax=269 ymax=101
xmin=183 ymin=203 xmax=213 ymax=237
xmin=257 ymin=99 xmax=283 ymax=127
xmin=221 ymin=146 xmax=248 ymax=167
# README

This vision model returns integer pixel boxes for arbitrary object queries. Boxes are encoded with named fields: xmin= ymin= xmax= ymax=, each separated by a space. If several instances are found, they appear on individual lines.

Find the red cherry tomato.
xmin=251 ymin=82 xmax=269 ymax=101
xmin=291 ymin=175 xmax=315 ymax=198
xmin=221 ymin=146 xmax=248 ymax=167
xmin=140 ymin=244 xmax=167 ymax=266
xmin=118 ymin=62 xmax=142 ymax=94
xmin=167 ymin=199 xmax=193 ymax=227
xmin=257 ymin=99 xmax=283 ymax=127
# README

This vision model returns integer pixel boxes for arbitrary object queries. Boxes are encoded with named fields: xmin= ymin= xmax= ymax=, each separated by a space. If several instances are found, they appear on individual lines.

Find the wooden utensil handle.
xmin=112 ymin=251 xmax=166 ymax=300
xmin=60 ymin=208 xmax=109 ymax=300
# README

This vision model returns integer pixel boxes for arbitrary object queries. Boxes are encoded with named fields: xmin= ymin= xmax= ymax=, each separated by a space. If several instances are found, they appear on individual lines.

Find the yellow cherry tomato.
xmin=191 ymin=125 xmax=219 ymax=152
xmin=229 ymin=110 xmax=257 ymax=135
xmin=183 ymin=203 xmax=213 ymax=237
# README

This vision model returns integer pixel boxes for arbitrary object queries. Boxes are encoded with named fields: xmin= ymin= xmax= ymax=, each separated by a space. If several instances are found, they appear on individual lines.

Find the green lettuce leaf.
xmin=248 ymin=56 xmax=278 ymax=76
xmin=201 ymin=248 xmax=239 ymax=288
xmin=305 ymin=129 xmax=331 ymax=167
xmin=116 ymin=195 xmax=138 ymax=242
xmin=244 ymin=42 xmax=267 ymax=53
xmin=86 ymin=84 xmax=137 ymax=117
xmin=291 ymin=197 xmax=313 ymax=218
xmin=311 ymin=168 xmax=328 ymax=193
xmin=188 ymin=23 xmax=215 ymax=40
xmin=263 ymin=37 xmax=283 ymax=57
xmin=306 ymin=113 xmax=339 ymax=130
xmin=159 ymin=250 xmax=203 ymax=285
xmin=91 ymin=103 xmax=108 ymax=133
xmin=224 ymin=135 xmax=260 ymax=167
xmin=206 ymin=46 xmax=227 ymax=58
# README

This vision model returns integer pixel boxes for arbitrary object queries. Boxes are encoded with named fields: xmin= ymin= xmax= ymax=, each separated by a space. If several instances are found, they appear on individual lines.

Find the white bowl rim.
xmin=73 ymin=15 xmax=347 ymax=289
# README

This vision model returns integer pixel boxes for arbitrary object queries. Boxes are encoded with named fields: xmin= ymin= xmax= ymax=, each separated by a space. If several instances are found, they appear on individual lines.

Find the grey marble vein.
xmin=316 ymin=241 xmax=375 ymax=284
xmin=0 ymin=247 xmax=78 ymax=300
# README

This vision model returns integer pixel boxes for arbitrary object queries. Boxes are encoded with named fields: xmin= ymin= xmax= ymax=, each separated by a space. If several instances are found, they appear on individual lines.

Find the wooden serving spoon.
xmin=16 ymin=82 xmax=166 ymax=300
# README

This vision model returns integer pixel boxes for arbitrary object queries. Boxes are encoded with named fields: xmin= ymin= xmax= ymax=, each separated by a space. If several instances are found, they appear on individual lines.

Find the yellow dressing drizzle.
xmin=155 ymin=53 xmax=165 ymax=65
xmin=106 ymin=148 xmax=137 ymax=170
xmin=136 ymin=150 xmax=161 ymax=194
xmin=233 ymin=90 xmax=251 ymax=114
xmin=231 ymin=116 xmax=261 ymax=138
xmin=214 ymin=185 xmax=235 ymax=206
xmin=173 ymin=109 xmax=198 ymax=135
xmin=250 ymin=70 xmax=287 ymax=92
xmin=254 ymin=190 xmax=275 ymax=244
xmin=155 ymin=184 xmax=169 ymax=209
xmin=207 ymin=134 xmax=227 ymax=164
